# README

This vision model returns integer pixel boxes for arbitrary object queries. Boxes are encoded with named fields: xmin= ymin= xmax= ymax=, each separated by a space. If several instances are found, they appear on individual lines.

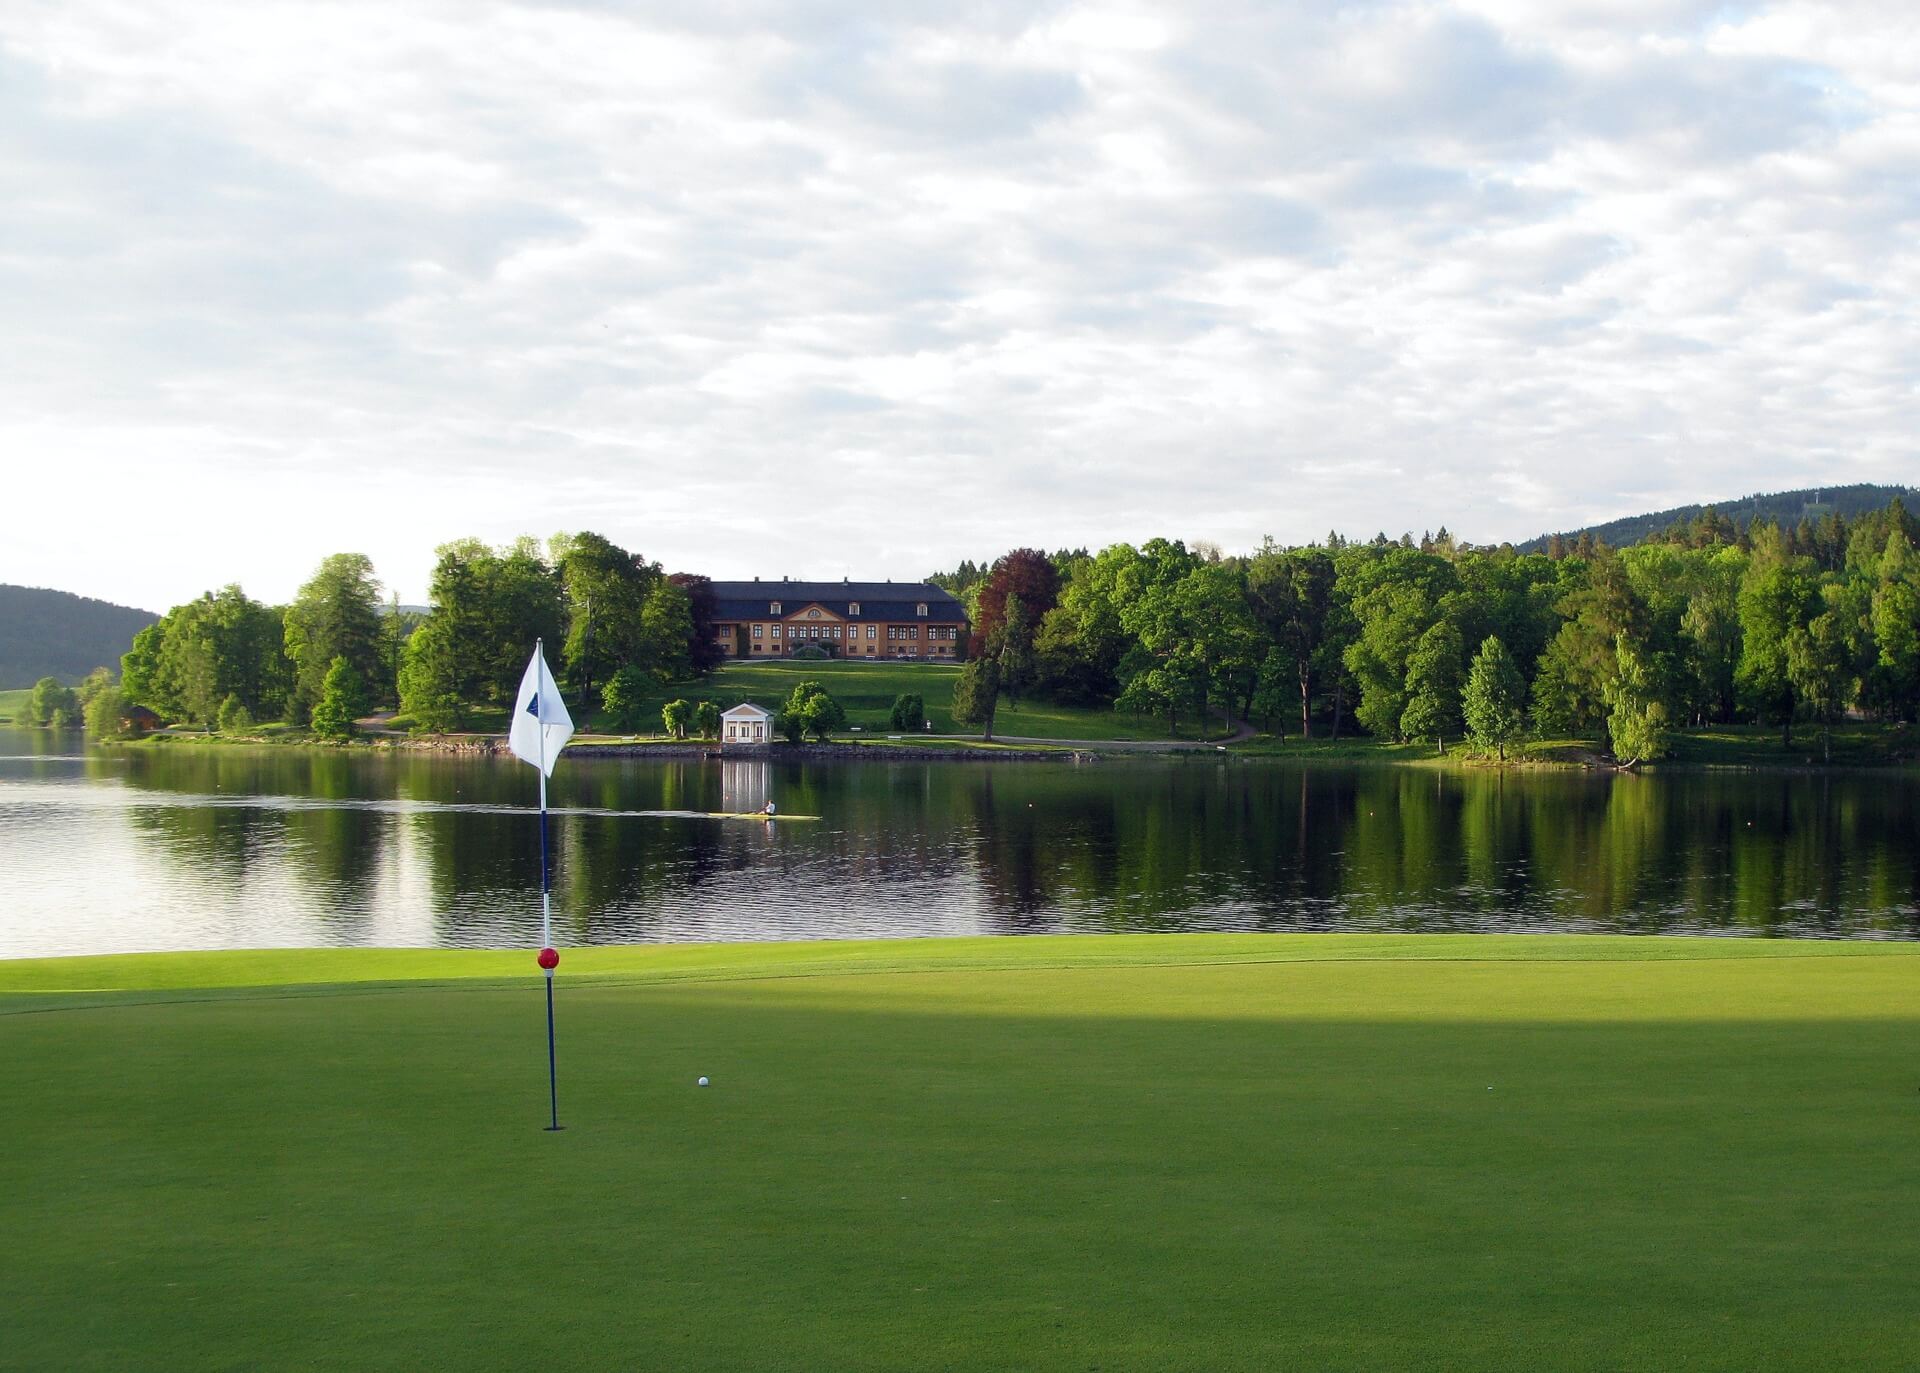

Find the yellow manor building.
xmin=709 ymin=579 xmax=969 ymax=659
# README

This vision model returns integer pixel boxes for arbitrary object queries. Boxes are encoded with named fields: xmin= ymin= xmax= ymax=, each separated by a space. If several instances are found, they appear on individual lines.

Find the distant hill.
xmin=1520 ymin=483 xmax=1916 ymax=553
xmin=0 ymin=585 xmax=159 ymax=688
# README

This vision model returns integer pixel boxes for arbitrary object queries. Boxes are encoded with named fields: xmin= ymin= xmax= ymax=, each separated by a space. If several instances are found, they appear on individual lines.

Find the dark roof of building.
xmin=709 ymin=580 xmax=967 ymax=623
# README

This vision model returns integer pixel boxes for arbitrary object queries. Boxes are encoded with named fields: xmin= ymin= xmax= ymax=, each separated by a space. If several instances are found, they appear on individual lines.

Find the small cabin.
xmin=121 ymin=705 xmax=162 ymax=734
xmin=720 ymin=702 xmax=773 ymax=747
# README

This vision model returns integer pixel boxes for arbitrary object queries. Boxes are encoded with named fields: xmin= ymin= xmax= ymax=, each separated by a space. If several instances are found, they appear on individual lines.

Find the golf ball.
xmin=697 ymin=1076 xmax=710 ymax=1087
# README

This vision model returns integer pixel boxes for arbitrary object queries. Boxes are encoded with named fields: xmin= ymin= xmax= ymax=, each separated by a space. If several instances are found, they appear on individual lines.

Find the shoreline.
xmin=43 ymin=725 xmax=1919 ymax=772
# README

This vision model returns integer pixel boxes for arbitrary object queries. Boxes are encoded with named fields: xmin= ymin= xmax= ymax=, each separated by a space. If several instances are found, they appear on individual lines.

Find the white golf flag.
xmin=509 ymin=644 xmax=574 ymax=777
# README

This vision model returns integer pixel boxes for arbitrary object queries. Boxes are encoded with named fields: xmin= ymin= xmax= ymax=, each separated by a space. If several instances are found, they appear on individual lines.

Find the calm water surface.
xmin=3 ymin=733 xmax=1917 ymax=957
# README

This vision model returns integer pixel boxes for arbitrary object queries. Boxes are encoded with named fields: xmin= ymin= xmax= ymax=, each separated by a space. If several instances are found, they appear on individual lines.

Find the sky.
xmin=2 ymin=1 xmax=1915 ymax=611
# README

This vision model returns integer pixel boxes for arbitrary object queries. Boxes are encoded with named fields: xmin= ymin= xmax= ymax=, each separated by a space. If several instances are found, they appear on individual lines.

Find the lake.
xmin=3 ymin=733 xmax=1917 ymax=957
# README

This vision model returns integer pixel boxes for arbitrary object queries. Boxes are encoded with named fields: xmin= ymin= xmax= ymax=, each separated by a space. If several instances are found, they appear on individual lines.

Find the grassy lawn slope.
xmin=3 ymin=934 xmax=1917 ymax=1370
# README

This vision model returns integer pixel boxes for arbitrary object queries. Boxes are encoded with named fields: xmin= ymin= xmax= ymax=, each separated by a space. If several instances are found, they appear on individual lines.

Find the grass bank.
xmin=4 ymin=934 xmax=1917 ymax=1371
xmin=0 ymin=686 xmax=28 ymax=725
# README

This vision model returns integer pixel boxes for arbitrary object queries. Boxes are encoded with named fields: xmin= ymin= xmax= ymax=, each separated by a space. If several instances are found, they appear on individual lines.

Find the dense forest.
xmin=935 ymin=499 xmax=1920 ymax=763
xmin=105 ymin=534 xmax=719 ymax=738
xmin=43 ymin=491 xmax=1920 ymax=764
xmin=0 ymin=585 xmax=157 ymax=687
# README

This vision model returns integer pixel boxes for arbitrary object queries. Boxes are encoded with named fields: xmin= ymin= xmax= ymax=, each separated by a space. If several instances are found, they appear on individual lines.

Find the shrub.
xmin=889 ymin=693 xmax=926 ymax=731
xmin=217 ymin=694 xmax=255 ymax=734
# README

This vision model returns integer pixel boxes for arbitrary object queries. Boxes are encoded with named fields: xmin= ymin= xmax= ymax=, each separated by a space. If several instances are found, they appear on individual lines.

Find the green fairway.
xmin=3 ymin=934 xmax=1918 ymax=1371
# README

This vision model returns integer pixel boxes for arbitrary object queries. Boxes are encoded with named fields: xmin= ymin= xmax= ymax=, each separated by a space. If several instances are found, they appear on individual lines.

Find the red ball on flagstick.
xmin=537 ymin=946 xmax=560 ymax=970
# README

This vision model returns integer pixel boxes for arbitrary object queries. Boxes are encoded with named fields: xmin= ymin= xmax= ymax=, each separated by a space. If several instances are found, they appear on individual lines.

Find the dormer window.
xmin=770 ymin=601 xmax=782 ymax=615
xmin=848 ymin=602 xmax=860 ymax=616
xmin=916 ymin=603 xmax=928 ymax=617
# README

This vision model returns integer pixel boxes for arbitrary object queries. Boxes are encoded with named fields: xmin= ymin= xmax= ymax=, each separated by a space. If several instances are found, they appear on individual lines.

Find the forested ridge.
xmin=0 ymin=585 xmax=157 ymax=688
xmin=1519 ymin=483 xmax=1912 ymax=555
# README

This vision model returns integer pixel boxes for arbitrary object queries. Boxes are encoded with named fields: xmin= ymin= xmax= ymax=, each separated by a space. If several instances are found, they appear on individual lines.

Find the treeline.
xmin=116 ymin=534 xmax=721 ymax=736
xmin=941 ymin=500 xmax=1920 ymax=762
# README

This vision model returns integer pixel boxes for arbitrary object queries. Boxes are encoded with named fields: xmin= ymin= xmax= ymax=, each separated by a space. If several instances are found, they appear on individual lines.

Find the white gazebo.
xmin=720 ymin=702 xmax=774 ymax=747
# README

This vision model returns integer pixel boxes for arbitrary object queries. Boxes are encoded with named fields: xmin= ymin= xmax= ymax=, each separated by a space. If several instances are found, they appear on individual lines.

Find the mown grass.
xmin=3 ymin=934 xmax=1917 ymax=1371
xmin=0 ymin=687 xmax=29 ymax=725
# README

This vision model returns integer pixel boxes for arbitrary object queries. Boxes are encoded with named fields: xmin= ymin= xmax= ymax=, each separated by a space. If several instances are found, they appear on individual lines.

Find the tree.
xmin=555 ymin=532 xmax=666 ymax=703
xmin=952 ymin=656 xmax=1002 ymax=739
xmin=890 ymin=693 xmax=926 ymax=731
xmin=397 ymin=617 xmax=466 ymax=732
xmin=1736 ymin=529 xmax=1817 ymax=747
xmin=661 ymin=698 xmax=693 ymax=739
xmin=599 ymin=664 xmax=654 ymax=731
xmin=1246 ymin=543 xmax=1338 ymax=736
xmin=694 ymin=700 xmax=721 ymax=740
xmin=22 ymin=677 xmax=79 ymax=728
xmin=997 ymin=593 xmax=1035 ymax=705
xmin=968 ymin=549 xmax=1060 ymax=661
xmin=84 ymin=686 xmax=127 ymax=737
xmin=1399 ymin=619 xmax=1464 ymax=753
xmin=1786 ymin=605 xmax=1855 ymax=764
xmin=75 ymin=667 xmax=115 ymax=708
xmin=1462 ymin=636 xmax=1526 ymax=760
xmin=780 ymin=681 xmax=845 ymax=741
xmin=671 ymin=574 xmax=727 ymax=676
xmin=637 ymin=580 xmax=694 ymax=683
xmin=309 ymin=657 xmax=368 ymax=740
xmin=1605 ymin=636 xmax=1670 ymax=767
xmin=285 ymin=555 xmax=384 ymax=723
xmin=411 ymin=538 xmax=563 ymax=709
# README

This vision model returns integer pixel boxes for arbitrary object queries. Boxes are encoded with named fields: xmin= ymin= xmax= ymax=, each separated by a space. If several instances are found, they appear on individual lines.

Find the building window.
xmin=752 ymin=624 xmax=763 ymax=638
xmin=909 ymin=626 xmax=919 ymax=639
xmin=916 ymin=603 xmax=927 ymax=617
xmin=867 ymin=625 xmax=876 ymax=639
xmin=770 ymin=601 xmax=782 ymax=615
xmin=849 ymin=602 xmax=860 ymax=616
xmin=772 ymin=626 xmax=782 ymax=638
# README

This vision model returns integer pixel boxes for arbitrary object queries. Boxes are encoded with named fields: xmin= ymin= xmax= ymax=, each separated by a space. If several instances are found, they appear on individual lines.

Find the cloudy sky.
xmin=3 ymin=1 xmax=1915 ymax=610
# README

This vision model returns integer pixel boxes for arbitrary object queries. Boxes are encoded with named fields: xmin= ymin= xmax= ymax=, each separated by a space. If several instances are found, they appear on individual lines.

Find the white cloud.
xmin=0 ymin=0 xmax=1914 ymax=609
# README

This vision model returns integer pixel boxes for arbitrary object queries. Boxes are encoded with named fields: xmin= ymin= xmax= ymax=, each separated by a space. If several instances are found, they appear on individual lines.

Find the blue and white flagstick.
xmin=510 ymin=640 xmax=574 ymax=1132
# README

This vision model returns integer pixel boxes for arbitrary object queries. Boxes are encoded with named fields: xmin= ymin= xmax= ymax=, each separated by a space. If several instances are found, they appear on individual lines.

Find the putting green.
xmin=2 ymin=934 xmax=1917 ymax=1371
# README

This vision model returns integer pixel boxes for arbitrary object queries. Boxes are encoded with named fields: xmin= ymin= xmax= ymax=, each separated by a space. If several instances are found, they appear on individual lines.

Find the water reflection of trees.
xmin=100 ymin=746 xmax=1920 ymax=942
xmin=950 ymin=761 xmax=1920 ymax=938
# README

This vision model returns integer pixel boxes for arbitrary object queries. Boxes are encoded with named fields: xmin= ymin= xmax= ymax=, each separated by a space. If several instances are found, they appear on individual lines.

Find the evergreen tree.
xmin=1462 ymin=636 xmax=1526 ymax=760
xmin=309 ymin=656 xmax=368 ymax=739
xmin=952 ymin=656 xmax=1002 ymax=740
xmin=285 ymin=555 xmax=383 ymax=724
xmin=997 ymin=593 xmax=1034 ymax=705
